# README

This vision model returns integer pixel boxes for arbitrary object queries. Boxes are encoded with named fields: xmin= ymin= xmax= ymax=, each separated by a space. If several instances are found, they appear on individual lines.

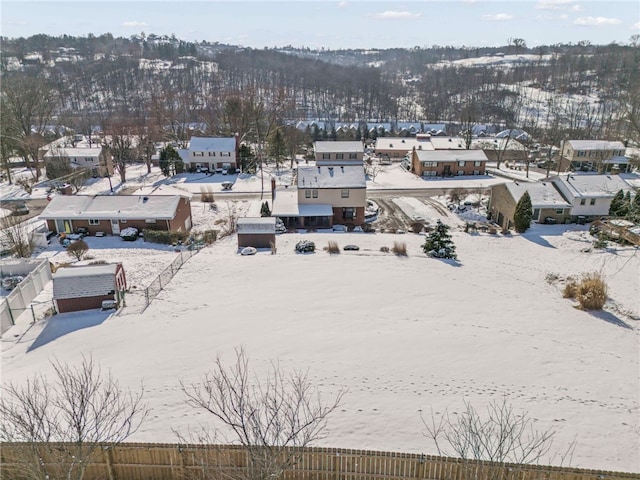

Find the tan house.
xmin=314 ymin=141 xmax=364 ymax=166
xmin=40 ymin=194 xmax=192 ymax=236
xmin=53 ymin=263 xmax=127 ymax=313
xmin=40 ymin=136 xmax=113 ymax=177
xmin=271 ymin=165 xmax=367 ymax=229
xmin=411 ymin=148 xmax=488 ymax=177
xmin=560 ymin=140 xmax=630 ymax=173
xmin=489 ymin=181 xmax=571 ymax=229
xmin=182 ymin=136 xmax=238 ymax=172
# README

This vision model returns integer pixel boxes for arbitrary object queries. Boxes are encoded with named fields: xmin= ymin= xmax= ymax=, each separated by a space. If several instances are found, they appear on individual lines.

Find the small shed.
xmin=53 ymin=263 xmax=127 ymax=313
xmin=237 ymin=217 xmax=276 ymax=249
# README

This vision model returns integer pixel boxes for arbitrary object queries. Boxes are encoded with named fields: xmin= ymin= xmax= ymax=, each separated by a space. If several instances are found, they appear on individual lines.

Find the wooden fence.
xmin=1 ymin=443 xmax=637 ymax=480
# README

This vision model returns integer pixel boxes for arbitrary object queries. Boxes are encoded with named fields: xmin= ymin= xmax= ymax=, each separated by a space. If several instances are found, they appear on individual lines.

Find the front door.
xmin=56 ymin=219 xmax=73 ymax=234
xmin=111 ymin=219 xmax=120 ymax=234
xmin=443 ymin=165 xmax=451 ymax=177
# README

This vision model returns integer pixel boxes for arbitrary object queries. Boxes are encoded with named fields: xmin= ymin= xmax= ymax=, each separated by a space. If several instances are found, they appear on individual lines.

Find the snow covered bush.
xmin=422 ymin=220 xmax=457 ymax=260
xmin=119 ymin=227 xmax=139 ymax=241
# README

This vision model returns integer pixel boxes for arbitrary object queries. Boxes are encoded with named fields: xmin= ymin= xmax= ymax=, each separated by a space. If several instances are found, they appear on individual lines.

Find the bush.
xmin=199 ymin=230 xmax=218 ymax=245
xmin=380 ymin=246 xmax=390 ymax=253
xmin=575 ymin=272 xmax=608 ymax=310
xmin=410 ymin=221 xmax=424 ymax=233
xmin=563 ymin=280 xmax=578 ymax=298
xmin=295 ymin=240 xmax=315 ymax=253
xmin=324 ymin=241 xmax=340 ymax=254
xmin=120 ymin=227 xmax=140 ymax=241
xmin=66 ymin=239 xmax=89 ymax=261
xmin=392 ymin=241 xmax=407 ymax=256
xmin=142 ymin=229 xmax=190 ymax=245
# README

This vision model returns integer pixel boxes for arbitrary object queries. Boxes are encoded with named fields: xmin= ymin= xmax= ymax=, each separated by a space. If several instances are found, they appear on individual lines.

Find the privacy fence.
xmin=1 ymin=443 xmax=636 ymax=480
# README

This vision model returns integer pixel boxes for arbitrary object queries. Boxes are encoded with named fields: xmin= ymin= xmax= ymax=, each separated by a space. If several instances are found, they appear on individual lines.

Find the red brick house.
xmin=40 ymin=194 xmax=192 ymax=236
xmin=411 ymin=148 xmax=488 ymax=177
xmin=53 ymin=263 xmax=127 ymax=313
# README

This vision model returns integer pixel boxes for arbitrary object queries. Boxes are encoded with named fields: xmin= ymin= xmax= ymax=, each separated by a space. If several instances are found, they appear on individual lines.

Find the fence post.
xmin=103 ymin=446 xmax=116 ymax=480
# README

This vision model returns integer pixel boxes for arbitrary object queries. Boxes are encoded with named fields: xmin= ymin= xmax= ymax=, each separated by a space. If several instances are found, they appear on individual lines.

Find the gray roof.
xmin=551 ymin=174 xmax=634 ymax=198
xmin=314 ymin=141 xmax=364 ymax=154
xmin=504 ymin=182 xmax=571 ymax=208
xmin=53 ymin=264 xmax=120 ymax=300
xmin=566 ymin=140 xmax=625 ymax=150
xmin=297 ymin=165 xmax=366 ymax=189
xmin=237 ymin=217 xmax=276 ymax=234
xmin=414 ymin=149 xmax=488 ymax=162
xmin=40 ymin=194 xmax=186 ymax=220
xmin=189 ymin=136 xmax=236 ymax=152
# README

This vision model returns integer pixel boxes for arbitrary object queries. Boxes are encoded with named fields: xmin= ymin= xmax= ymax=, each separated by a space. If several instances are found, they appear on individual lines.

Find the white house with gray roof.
xmin=184 ymin=136 xmax=238 ymax=172
xmin=272 ymin=165 xmax=367 ymax=229
xmin=549 ymin=174 xmax=635 ymax=219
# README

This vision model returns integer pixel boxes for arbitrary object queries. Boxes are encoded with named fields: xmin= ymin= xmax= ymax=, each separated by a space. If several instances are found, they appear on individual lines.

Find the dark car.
xmin=343 ymin=245 xmax=360 ymax=251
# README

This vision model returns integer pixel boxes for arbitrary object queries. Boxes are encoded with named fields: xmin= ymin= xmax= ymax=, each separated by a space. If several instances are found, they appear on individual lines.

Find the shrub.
xmin=563 ymin=280 xmax=577 ymax=298
xmin=200 ymin=186 xmax=215 ymax=203
xmin=269 ymin=241 xmax=277 ymax=255
xmin=324 ymin=241 xmax=340 ymax=254
xmin=380 ymin=246 xmax=390 ymax=253
xmin=142 ymin=229 xmax=190 ymax=245
xmin=66 ymin=239 xmax=89 ymax=261
xmin=593 ymin=232 xmax=608 ymax=249
xmin=392 ymin=241 xmax=407 ymax=256
xmin=410 ymin=221 xmax=424 ymax=233
xmin=575 ymin=272 xmax=608 ymax=310
xmin=199 ymin=230 xmax=218 ymax=245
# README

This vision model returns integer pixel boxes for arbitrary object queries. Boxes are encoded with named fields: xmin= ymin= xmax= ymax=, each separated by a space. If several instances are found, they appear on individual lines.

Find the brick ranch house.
xmin=40 ymin=194 xmax=192 ymax=236
xmin=53 ymin=263 xmax=127 ymax=313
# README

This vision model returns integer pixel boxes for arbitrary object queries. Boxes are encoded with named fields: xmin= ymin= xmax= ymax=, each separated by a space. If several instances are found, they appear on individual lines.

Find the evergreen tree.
xmin=422 ymin=220 xmax=457 ymax=259
xmin=513 ymin=191 xmax=533 ymax=233
xmin=609 ymin=189 xmax=625 ymax=216
xmin=159 ymin=145 xmax=182 ymax=177
xmin=260 ymin=201 xmax=271 ymax=217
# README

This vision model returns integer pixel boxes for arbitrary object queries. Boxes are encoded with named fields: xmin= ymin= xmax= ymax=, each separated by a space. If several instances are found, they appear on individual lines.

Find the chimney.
xmin=271 ymin=177 xmax=276 ymax=202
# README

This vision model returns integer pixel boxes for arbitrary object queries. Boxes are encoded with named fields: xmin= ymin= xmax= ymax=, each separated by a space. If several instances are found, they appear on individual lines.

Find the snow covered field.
xmin=1 ymin=162 xmax=639 ymax=472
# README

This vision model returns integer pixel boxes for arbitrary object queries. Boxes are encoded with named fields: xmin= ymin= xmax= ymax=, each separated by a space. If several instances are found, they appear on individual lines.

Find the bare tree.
xmin=0 ymin=214 xmax=34 ymax=258
xmin=0 ymin=355 xmax=148 ymax=480
xmin=365 ymin=158 xmax=383 ymax=182
xmin=422 ymin=397 xmax=560 ymax=468
xmin=181 ymin=347 xmax=345 ymax=480
xmin=66 ymin=239 xmax=89 ymax=261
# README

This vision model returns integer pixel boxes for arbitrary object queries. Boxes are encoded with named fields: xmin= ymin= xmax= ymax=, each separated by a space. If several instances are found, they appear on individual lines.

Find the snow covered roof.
xmin=566 ymin=140 xmax=625 ymax=150
xmin=414 ymin=149 xmax=488 ymax=162
xmin=188 ymin=136 xmax=236 ymax=152
xmin=314 ymin=141 xmax=364 ymax=154
xmin=40 ymin=194 xmax=185 ymax=220
xmin=53 ymin=264 xmax=120 ymax=300
xmin=551 ymin=174 xmax=634 ymax=198
xmin=271 ymin=188 xmax=333 ymax=217
xmin=133 ymin=185 xmax=193 ymax=198
xmin=375 ymin=137 xmax=434 ymax=152
xmin=44 ymin=147 xmax=102 ymax=158
xmin=237 ymin=217 xmax=276 ymax=234
xmin=504 ymin=182 xmax=571 ymax=208
xmin=297 ymin=166 xmax=366 ymax=189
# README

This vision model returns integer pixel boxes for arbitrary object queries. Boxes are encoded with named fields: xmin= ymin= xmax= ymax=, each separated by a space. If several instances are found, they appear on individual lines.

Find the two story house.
xmin=182 ymin=136 xmax=238 ymax=172
xmin=560 ymin=140 xmax=630 ymax=173
xmin=314 ymin=141 xmax=364 ymax=166
xmin=271 ymin=165 xmax=367 ymax=229
xmin=411 ymin=148 xmax=488 ymax=177
xmin=549 ymin=174 xmax=635 ymax=221
xmin=40 ymin=136 xmax=113 ymax=177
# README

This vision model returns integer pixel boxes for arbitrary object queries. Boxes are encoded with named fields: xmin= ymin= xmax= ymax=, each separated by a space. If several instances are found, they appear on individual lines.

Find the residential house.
xmin=39 ymin=135 xmax=113 ymax=177
xmin=374 ymin=134 xmax=436 ymax=161
xmin=271 ymin=165 xmax=367 ymax=229
xmin=549 ymin=174 xmax=635 ymax=221
xmin=237 ymin=217 xmax=276 ymax=249
xmin=183 ymin=136 xmax=238 ymax=172
xmin=40 ymin=194 xmax=192 ymax=235
xmin=411 ymin=148 xmax=488 ymax=177
xmin=53 ymin=263 xmax=127 ymax=313
xmin=314 ymin=141 xmax=364 ymax=166
xmin=489 ymin=181 xmax=571 ymax=230
xmin=560 ymin=140 xmax=630 ymax=173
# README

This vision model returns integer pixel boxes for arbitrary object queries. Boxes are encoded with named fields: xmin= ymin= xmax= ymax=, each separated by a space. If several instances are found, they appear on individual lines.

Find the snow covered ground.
xmin=1 ymin=162 xmax=639 ymax=472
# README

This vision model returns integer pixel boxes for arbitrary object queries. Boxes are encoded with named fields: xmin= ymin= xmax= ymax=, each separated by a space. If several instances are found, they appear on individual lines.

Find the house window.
xmin=221 ymin=152 xmax=231 ymax=157
xmin=580 ymin=198 xmax=586 ymax=205
xmin=343 ymin=207 xmax=355 ymax=219
xmin=458 ymin=160 xmax=465 ymax=167
xmin=341 ymin=189 xmax=349 ymax=198
xmin=533 ymin=208 xmax=540 ymax=220
xmin=555 ymin=208 xmax=564 ymax=215
xmin=590 ymin=198 xmax=596 ymax=205
xmin=208 ymin=152 xmax=216 ymax=156
xmin=457 ymin=170 xmax=464 ymax=176
xmin=578 ymin=151 xmax=585 ymax=157
xmin=423 ymin=171 xmax=437 ymax=177
xmin=473 ymin=170 xmax=480 ymax=175
xmin=349 ymin=153 xmax=357 ymax=159
xmin=145 ymin=219 xmax=157 ymax=224
xmin=193 ymin=152 xmax=204 ymax=157
xmin=312 ymin=190 xmax=318 ymax=198
xmin=422 ymin=161 xmax=438 ymax=167
xmin=336 ymin=153 xmax=344 ymax=160
xmin=85 ymin=157 xmax=93 ymax=162
xmin=322 ymin=153 xmax=330 ymax=159
xmin=88 ymin=219 xmax=100 ymax=225
xmin=474 ymin=161 xmax=482 ymax=166
xmin=305 ymin=190 xmax=311 ymax=198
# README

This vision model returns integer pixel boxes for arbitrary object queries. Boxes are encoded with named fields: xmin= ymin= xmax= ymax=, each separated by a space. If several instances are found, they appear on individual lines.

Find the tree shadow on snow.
xmin=520 ymin=232 xmax=556 ymax=249
xmin=27 ymin=310 xmax=112 ymax=352
xmin=588 ymin=309 xmax=633 ymax=330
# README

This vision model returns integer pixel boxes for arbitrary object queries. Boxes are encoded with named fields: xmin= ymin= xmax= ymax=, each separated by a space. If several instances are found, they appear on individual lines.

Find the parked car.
xmin=11 ymin=203 xmax=29 ymax=216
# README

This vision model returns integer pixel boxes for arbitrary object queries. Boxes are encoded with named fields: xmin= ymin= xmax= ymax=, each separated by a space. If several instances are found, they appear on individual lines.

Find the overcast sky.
xmin=2 ymin=0 xmax=639 ymax=50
